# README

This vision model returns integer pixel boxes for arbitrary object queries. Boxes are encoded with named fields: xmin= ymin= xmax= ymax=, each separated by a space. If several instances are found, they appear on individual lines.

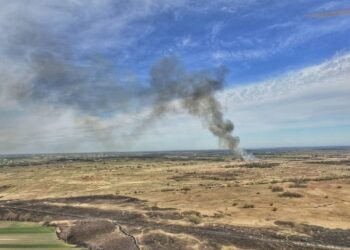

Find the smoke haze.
xmin=148 ymin=57 xmax=241 ymax=156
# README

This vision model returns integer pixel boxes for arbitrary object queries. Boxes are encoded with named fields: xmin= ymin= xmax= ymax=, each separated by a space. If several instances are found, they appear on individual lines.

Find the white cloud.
xmin=212 ymin=49 xmax=269 ymax=61
xmin=209 ymin=52 xmax=350 ymax=149
xmin=212 ymin=9 xmax=350 ymax=62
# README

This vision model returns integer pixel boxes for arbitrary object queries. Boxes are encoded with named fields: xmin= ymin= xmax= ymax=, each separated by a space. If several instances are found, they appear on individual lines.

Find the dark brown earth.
xmin=0 ymin=195 xmax=349 ymax=250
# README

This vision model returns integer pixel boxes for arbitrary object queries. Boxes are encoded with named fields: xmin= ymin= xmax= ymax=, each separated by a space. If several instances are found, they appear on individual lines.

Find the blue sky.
xmin=0 ymin=0 xmax=350 ymax=153
xmin=70 ymin=0 xmax=350 ymax=83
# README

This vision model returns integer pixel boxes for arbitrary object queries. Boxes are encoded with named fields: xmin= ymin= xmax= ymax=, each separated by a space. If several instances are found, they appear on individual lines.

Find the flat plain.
xmin=0 ymin=148 xmax=349 ymax=249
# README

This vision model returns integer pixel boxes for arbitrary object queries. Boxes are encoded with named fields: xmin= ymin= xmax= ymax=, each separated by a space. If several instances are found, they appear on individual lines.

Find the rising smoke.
xmin=0 ymin=1 xmax=245 ymax=157
xmin=147 ymin=57 xmax=242 ymax=157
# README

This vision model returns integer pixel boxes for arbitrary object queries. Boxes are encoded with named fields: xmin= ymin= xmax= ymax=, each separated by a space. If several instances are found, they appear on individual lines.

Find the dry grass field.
xmin=0 ymin=148 xmax=349 ymax=249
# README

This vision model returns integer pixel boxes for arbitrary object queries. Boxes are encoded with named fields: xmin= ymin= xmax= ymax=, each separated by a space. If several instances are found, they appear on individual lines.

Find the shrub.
xmin=161 ymin=188 xmax=175 ymax=192
xmin=213 ymin=212 xmax=225 ymax=218
xmin=279 ymin=192 xmax=303 ymax=198
xmin=242 ymin=204 xmax=255 ymax=208
xmin=182 ymin=210 xmax=201 ymax=216
xmin=181 ymin=187 xmax=191 ymax=192
xmin=187 ymin=215 xmax=202 ymax=224
xmin=289 ymin=179 xmax=308 ymax=188
xmin=42 ymin=215 xmax=52 ymax=226
xmin=289 ymin=183 xmax=307 ymax=188
xmin=271 ymin=186 xmax=284 ymax=192
xmin=274 ymin=220 xmax=295 ymax=227
xmin=242 ymin=162 xmax=280 ymax=168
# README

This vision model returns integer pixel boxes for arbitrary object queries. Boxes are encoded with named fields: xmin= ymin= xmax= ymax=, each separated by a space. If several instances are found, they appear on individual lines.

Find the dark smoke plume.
xmin=0 ymin=2 xmax=245 ymax=157
xmin=146 ymin=57 xmax=242 ymax=157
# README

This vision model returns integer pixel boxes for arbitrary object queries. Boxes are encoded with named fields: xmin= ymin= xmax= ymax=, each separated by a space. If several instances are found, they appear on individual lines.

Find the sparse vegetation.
xmin=41 ymin=215 xmax=52 ymax=226
xmin=289 ymin=183 xmax=308 ymax=188
xmin=242 ymin=204 xmax=255 ymax=209
xmin=307 ymin=160 xmax=350 ymax=165
xmin=180 ymin=187 xmax=191 ymax=192
xmin=213 ymin=212 xmax=225 ymax=218
xmin=161 ymin=188 xmax=175 ymax=192
xmin=279 ymin=192 xmax=303 ymax=198
xmin=271 ymin=186 xmax=284 ymax=192
xmin=289 ymin=179 xmax=308 ymax=188
xmin=241 ymin=162 xmax=280 ymax=168
xmin=187 ymin=214 xmax=202 ymax=224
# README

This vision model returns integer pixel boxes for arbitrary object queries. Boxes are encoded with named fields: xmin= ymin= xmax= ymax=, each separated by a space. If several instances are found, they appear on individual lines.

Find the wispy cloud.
xmin=2 ymin=52 xmax=349 ymax=153
xmin=1 ymin=1 xmax=350 ymax=153
xmin=212 ymin=49 xmax=269 ymax=61
xmin=222 ymin=53 xmax=350 ymax=141
xmin=210 ymin=2 xmax=350 ymax=62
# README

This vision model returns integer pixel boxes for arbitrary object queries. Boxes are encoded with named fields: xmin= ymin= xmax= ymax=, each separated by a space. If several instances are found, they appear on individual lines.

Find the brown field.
xmin=0 ymin=148 xmax=349 ymax=249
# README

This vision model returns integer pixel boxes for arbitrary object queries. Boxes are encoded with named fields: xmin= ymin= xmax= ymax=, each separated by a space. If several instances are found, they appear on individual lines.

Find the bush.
xmin=181 ymin=187 xmax=191 ymax=192
xmin=161 ymin=188 xmax=175 ymax=192
xmin=289 ymin=179 xmax=308 ymax=188
xmin=213 ymin=212 xmax=225 ymax=218
xmin=289 ymin=183 xmax=307 ymax=188
xmin=187 ymin=214 xmax=202 ymax=224
xmin=41 ymin=215 xmax=52 ymax=226
xmin=279 ymin=192 xmax=303 ymax=198
xmin=242 ymin=204 xmax=255 ymax=208
xmin=242 ymin=162 xmax=280 ymax=168
xmin=271 ymin=186 xmax=284 ymax=192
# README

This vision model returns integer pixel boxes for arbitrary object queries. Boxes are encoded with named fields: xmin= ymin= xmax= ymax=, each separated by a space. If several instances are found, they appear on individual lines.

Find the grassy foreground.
xmin=0 ymin=221 xmax=78 ymax=249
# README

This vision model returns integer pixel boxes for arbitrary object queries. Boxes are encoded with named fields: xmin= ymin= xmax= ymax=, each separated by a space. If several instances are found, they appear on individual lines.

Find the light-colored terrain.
xmin=0 ymin=148 xmax=349 ymax=249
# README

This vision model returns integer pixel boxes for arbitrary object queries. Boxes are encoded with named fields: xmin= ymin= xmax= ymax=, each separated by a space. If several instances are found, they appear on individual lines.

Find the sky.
xmin=0 ymin=0 xmax=350 ymax=154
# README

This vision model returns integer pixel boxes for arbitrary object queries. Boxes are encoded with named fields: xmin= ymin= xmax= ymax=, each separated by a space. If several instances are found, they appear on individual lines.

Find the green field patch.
xmin=0 ymin=243 xmax=69 ymax=248
xmin=0 ymin=221 xmax=78 ymax=249
xmin=0 ymin=227 xmax=55 ymax=234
